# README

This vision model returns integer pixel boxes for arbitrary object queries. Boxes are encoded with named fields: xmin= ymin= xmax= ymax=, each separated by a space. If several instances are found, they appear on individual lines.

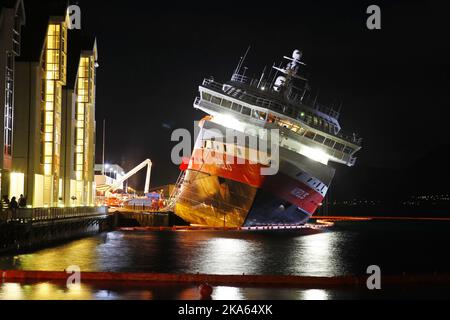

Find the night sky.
xmin=74 ymin=0 xmax=450 ymax=189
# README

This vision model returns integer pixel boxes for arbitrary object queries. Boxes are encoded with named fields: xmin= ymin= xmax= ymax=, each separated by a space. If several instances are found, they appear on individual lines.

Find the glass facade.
xmin=75 ymin=54 xmax=95 ymax=198
xmin=41 ymin=22 xmax=67 ymax=205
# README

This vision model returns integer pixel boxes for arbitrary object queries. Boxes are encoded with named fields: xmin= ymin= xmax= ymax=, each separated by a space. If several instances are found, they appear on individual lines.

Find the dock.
xmin=0 ymin=206 xmax=110 ymax=253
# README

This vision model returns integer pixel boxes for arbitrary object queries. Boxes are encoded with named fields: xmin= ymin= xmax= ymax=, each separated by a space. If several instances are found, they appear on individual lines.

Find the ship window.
xmin=334 ymin=142 xmax=344 ymax=151
xmin=252 ymin=110 xmax=267 ymax=121
xmin=201 ymin=92 xmax=211 ymax=102
xmin=231 ymin=103 xmax=242 ymax=112
xmin=203 ymin=140 xmax=207 ymax=148
xmin=304 ymin=131 xmax=315 ymax=139
xmin=241 ymin=106 xmax=251 ymax=116
xmin=314 ymin=135 xmax=325 ymax=143
xmin=343 ymin=146 xmax=354 ymax=154
xmin=324 ymin=138 xmax=335 ymax=148
xmin=297 ymin=127 xmax=306 ymax=136
xmin=211 ymin=95 xmax=222 ymax=105
xmin=223 ymin=144 xmax=227 ymax=153
xmin=221 ymin=99 xmax=232 ymax=109
xmin=313 ymin=117 xmax=319 ymax=125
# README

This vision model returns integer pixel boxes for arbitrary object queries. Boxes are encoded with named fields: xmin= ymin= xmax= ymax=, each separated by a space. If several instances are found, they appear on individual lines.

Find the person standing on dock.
xmin=9 ymin=197 xmax=18 ymax=221
xmin=9 ymin=197 xmax=18 ymax=210
xmin=18 ymin=195 xmax=27 ymax=208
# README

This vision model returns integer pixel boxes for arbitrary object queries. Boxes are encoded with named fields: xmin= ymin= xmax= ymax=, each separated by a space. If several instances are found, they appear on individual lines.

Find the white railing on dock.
xmin=1 ymin=206 xmax=108 ymax=223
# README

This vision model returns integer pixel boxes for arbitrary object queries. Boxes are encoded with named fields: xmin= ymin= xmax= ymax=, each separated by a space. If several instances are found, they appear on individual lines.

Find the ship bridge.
xmin=194 ymin=78 xmax=361 ymax=167
xmin=193 ymin=49 xmax=362 ymax=167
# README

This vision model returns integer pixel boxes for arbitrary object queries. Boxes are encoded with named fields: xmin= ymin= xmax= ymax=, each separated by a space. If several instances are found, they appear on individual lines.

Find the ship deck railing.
xmin=230 ymin=73 xmax=342 ymax=121
xmin=195 ymin=96 xmax=360 ymax=166
xmin=201 ymin=78 xmax=363 ymax=146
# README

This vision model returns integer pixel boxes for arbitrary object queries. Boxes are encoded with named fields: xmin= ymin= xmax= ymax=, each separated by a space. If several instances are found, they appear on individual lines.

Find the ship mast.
xmin=272 ymin=49 xmax=308 ymax=96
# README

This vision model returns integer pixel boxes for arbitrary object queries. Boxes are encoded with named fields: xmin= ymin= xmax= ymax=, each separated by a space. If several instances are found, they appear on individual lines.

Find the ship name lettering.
xmin=291 ymin=187 xmax=309 ymax=200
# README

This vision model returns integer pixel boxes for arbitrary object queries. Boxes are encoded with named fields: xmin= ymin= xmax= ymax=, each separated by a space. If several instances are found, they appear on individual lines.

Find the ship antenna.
xmin=257 ymin=66 xmax=267 ymax=89
xmin=313 ymin=88 xmax=320 ymax=108
xmin=301 ymin=82 xmax=310 ymax=102
xmin=266 ymin=62 xmax=275 ymax=83
xmin=336 ymin=100 xmax=343 ymax=119
xmin=234 ymin=46 xmax=251 ymax=75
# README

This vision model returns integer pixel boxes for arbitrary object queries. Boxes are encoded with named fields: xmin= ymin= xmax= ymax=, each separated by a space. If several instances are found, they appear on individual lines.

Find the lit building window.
xmin=40 ymin=21 xmax=67 ymax=205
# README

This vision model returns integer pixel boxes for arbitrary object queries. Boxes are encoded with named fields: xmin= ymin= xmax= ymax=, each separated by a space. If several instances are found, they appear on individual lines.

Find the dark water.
xmin=1 ymin=221 xmax=450 ymax=299
xmin=1 ymin=221 xmax=450 ymax=275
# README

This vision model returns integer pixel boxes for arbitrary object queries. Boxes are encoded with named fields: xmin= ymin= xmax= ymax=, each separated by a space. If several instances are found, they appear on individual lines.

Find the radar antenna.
xmin=272 ymin=49 xmax=308 ymax=93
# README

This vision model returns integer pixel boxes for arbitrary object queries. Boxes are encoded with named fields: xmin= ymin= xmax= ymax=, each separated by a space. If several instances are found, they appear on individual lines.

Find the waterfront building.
xmin=11 ymin=1 xmax=98 ymax=207
xmin=61 ymin=32 xmax=97 ymax=207
xmin=0 ymin=0 xmax=25 ymax=200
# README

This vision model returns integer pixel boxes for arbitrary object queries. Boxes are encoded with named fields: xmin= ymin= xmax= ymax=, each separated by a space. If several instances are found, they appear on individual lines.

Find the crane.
xmin=104 ymin=159 xmax=152 ymax=194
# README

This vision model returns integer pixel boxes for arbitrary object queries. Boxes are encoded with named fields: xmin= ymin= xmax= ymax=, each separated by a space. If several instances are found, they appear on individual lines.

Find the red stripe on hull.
xmin=262 ymin=174 xmax=324 ymax=214
xmin=187 ymin=148 xmax=325 ymax=215
xmin=188 ymin=148 xmax=266 ymax=188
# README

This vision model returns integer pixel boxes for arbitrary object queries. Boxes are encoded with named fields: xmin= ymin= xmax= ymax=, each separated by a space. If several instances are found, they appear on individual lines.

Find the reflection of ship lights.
xmin=301 ymin=289 xmax=329 ymax=300
xmin=213 ymin=286 xmax=243 ymax=300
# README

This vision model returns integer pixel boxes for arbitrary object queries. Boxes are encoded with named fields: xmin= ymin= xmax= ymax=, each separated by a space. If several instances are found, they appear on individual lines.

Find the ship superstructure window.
xmin=252 ymin=110 xmax=267 ymax=121
xmin=314 ymin=135 xmax=325 ymax=143
xmin=202 ymin=92 xmax=211 ymax=102
xmin=304 ymin=131 xmax=315 ymax=139
xmin=241 ymin=106 xmax=251 ymax=116
xmin=211 ymin=95 xmax=222 ymax=105
xmin=231 ymin=103 xmax=242 ymax=112
xmin=221 ymin=99 xmax=232 ymax=109
xmin=334 ymin=142 xmax=344 ymax=151
xmin=324 ymin=138 xmax=335 ymax=148
xmin=343 ymin=146 xmax=354 ymax=154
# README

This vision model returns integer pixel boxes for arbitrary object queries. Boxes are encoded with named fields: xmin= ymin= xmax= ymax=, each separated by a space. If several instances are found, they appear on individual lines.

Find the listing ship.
xmin=173 ymin=49 xmax=362 ymax=227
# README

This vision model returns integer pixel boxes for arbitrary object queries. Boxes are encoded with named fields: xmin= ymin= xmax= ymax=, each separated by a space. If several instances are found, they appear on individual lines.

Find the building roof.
xmin=17 ymin=0 xmax=68 ymax=61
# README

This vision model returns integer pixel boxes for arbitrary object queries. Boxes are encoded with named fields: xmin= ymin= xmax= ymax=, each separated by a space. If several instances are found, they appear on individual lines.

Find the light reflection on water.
xmin=0 ymin=281 xmax=343 ymax=300
xmin=0 ymin=221 xmax=449 ymax=276
xmin=1 ymin=221 xmax=450 ymax=300
xmin=0 ymin=222 xmax=450 ymax=276
xmin=1 ymin=229 xmax=348 ymax=276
